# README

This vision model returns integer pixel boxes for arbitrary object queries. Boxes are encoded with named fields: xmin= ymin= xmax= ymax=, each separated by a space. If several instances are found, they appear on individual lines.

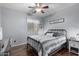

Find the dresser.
xmin=69 ymin=39 xmax=79 ymax=55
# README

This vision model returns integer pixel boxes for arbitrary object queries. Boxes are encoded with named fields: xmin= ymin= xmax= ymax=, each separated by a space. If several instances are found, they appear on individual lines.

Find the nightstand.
xmin=69 ymin=38 xmax=79 ymax=56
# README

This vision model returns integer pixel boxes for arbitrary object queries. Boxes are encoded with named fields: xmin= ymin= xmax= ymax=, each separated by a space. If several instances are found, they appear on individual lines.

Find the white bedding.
xmin=30 ymin=35 xmax=56 ymax=42
xmin=29 ymin=35 xmax=66 ymax=56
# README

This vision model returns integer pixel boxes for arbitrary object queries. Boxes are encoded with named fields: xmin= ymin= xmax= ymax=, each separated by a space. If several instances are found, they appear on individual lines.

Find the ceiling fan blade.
xmin=41 ymin=10 xmax=45 ymax=13
xmin=27 ymin=8 xmax=36 ymax=15
xmin=33 ymin=10 xmax=36 ymax=13
xmin=28 ymin=6 xmax=34 ymax=8
xmin=42 ymin=6 xmax=49 ymax=9
xmin=39 ymin=3 xmax=43 ymax=7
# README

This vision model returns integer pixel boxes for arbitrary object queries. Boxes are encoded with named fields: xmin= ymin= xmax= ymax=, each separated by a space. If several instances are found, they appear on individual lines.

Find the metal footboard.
xmin=27 ymin=36 xmax=43 ymax=56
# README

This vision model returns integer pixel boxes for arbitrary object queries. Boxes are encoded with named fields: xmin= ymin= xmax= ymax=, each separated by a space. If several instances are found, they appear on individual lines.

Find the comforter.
xmin=28 ymin=35 xmax=66 ymax=56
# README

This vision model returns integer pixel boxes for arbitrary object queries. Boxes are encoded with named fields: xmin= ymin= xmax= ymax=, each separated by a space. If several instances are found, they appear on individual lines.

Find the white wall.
xmin=44 ymin=4 xmax=79 ymax=38
xmin=0 ymin=7 xmax=1 ymax=26
xmin=1 ymin=7 xmax=27 ymax=47
xmin=0 ymin=7 xmax=2 ymax=40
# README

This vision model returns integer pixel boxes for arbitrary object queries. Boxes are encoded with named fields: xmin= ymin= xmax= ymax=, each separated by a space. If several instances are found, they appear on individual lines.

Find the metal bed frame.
xmin=27 ymin=29 xmax=67 ymax=56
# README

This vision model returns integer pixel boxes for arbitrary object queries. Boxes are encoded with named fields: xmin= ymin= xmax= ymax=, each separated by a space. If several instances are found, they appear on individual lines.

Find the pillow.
xmin=46 ymin=33 xmax=53 ymax=37
xmin=53 ymin=32 xmax=64 ymax=37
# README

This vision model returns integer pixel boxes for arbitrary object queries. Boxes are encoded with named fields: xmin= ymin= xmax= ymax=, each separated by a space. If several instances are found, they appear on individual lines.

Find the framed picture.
xmin=49 ymin=18 xmax=64 ymax=24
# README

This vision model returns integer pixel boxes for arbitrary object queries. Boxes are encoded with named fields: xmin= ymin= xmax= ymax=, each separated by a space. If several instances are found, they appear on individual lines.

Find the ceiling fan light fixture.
xmin=35 ymin=8 xmax=42 ymax=12
xmin=28 ymin=3 xmax=48 ymax=14
xmin=36 ymin=3 xmax=40 ymax=7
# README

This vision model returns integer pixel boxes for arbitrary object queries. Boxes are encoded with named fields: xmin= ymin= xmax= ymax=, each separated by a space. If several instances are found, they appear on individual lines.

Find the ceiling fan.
xmin=28 ymin=3 xmax=49 ymax=14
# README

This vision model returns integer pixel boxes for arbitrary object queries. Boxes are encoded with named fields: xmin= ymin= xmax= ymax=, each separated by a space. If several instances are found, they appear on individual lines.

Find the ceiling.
xmin=0 ymin=3 xmax=76 ymax=19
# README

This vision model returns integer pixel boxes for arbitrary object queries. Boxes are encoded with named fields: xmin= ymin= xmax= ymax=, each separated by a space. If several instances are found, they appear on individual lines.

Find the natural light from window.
xmin=27 ymin=19 xmax=40 ymax=35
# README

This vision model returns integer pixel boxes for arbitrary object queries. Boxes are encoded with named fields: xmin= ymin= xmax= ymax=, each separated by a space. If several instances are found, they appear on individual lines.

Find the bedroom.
xmin=0 ymin=3 xmax=79 ymax=56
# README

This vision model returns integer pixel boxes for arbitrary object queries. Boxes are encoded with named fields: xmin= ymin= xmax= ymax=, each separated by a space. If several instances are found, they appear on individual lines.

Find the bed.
xmin=27 ymin=29 xmax=67 ymax=56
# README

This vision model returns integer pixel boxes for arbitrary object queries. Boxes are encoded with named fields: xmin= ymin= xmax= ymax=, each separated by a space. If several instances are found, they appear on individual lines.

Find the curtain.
xmin=27 ymin=22 xmax=39 ymax=35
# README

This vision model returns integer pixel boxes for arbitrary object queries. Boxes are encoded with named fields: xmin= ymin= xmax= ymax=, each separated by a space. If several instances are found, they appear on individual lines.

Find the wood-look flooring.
xmin=10 ymin=44 xmax=27 ymax=56
xmin=53 ymin=48 xmax=77 ymax=56
xmin=9 ymin=44 xmax=77 ymax=56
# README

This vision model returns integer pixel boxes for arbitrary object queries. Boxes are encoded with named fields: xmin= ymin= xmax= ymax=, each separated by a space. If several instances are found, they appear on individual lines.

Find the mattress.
xmin=28 ymin=35 xmax=66 ymax=56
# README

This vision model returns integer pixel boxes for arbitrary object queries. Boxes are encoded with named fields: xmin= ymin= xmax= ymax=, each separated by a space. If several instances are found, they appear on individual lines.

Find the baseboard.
xmin=11 ymin=42 xmax=27 ymax=48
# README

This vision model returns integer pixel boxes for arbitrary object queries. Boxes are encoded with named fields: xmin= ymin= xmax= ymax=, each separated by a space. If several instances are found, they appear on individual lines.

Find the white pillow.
xmin=46 ymin=33 xmax=53 ymax=37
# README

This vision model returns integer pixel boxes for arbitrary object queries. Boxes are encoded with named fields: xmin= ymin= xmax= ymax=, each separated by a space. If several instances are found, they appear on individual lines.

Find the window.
xmin=27 ymin=19 xmax=40 ymax=35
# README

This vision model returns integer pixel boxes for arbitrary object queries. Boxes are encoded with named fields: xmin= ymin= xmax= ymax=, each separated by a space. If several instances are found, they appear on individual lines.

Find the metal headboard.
xmin=45 ymin=29 xmax=67 ymax=36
